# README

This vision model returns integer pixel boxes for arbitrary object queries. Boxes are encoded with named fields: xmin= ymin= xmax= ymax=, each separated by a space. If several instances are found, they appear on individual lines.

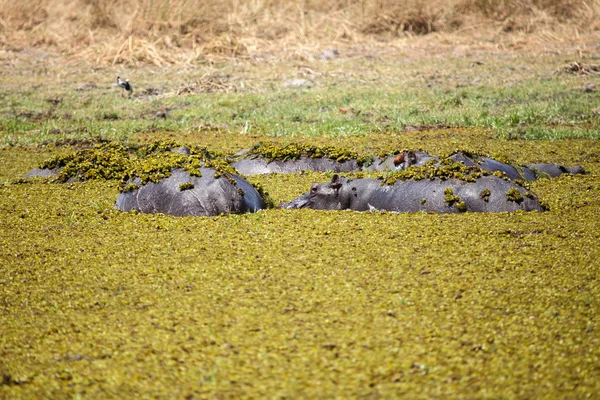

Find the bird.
xmin=117 ymin=76 xmax=133 ymax=98
xmin=367 ymin=203 xmax=380 ymax=213
xmin=393 ymin=152 xmax=405 ymax=169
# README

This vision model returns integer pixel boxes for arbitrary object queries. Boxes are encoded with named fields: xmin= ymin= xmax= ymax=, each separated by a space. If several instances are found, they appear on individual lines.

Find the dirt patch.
xmin=177 ymin=74 xmax=239 ymax=95
xmin=75 ymin=83 xmax=98 ymax=92
xmin=403 ymin=123 xmax=454 ymax=132
xmin=556 ymin=62 xmax=600 ymax=75
xmin=15 ymin=109 xmax=55 ymax=122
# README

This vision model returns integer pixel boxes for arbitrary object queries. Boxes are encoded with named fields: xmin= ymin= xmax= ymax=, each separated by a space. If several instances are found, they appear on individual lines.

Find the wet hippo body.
xmin=404 ymin=151 xmax=583 ymax=181
xmin=230 ymin=149 xmax=584 ymax=180
xmin=233 ymin=155 xmax=401 ymax=174
xmin=282 ymin=174 xmax=543 ymax=213
xmin=528 ymin=163 xmax=586 ymax=178
xmin=445 ymin=153 xmax=536 ymax=181
xmin=232 ymin=156 xmax=359 ymax=175
xmin=25 ymin=167 xmax=63 ymax=179
xmin=115 ymin=168 xmax=265 ymax=217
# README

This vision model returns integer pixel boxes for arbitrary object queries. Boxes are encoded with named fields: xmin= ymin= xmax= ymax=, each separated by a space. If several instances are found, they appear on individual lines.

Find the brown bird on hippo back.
xmin=393 ymin=151 xmax=417 ymax=170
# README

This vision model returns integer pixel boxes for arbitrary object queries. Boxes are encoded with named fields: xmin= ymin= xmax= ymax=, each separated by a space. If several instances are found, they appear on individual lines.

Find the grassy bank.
xmin=2 ymin=52 xmax=600 ymax=147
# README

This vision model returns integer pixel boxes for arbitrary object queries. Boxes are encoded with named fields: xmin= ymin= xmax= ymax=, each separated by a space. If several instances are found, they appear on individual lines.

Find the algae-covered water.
xmin=1 ymin=134 xmax=599 ymax=398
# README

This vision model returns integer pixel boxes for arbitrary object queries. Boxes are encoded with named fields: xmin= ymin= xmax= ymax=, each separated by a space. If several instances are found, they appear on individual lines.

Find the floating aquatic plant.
xmin=480 ymin=188 xmax=491 ymax=202
xmin=179 ymin=182 xmax=194 ymax=191
xmin=506 ymin=187 xmax=524 ymax=203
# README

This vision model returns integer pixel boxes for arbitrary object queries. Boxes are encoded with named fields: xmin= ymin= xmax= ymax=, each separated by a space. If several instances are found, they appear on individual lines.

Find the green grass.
xmin=1 ymin=50 xmax=600 ymax=398
xmin=1 ymin=54 xmax=600 ymax=147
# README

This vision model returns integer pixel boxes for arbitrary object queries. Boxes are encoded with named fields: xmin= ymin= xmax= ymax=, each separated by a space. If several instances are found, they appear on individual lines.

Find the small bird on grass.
xmin=117 ymin=76 xmax=133 ymax=98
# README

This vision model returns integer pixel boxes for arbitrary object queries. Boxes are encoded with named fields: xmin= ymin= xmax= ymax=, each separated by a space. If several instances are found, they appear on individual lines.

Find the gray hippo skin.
xmin=230 ymin=149 xmax=584 ymax=180
xmin=232 ymin=151 xmax=434 ymax=175
xmin=25 ymin=167 xmax=63 ymax=179
xmin=283 ymin=174 xmax=543 ymax=213
xmin=402 ymin=151 xmax=584 ymax=181
xmin=232 ymin=156 xmax=360 ymax=175
xmin=528 ymin=163 xmax=586 ymax=178
xmin=115 ymin=168 xmax=265 ymax=216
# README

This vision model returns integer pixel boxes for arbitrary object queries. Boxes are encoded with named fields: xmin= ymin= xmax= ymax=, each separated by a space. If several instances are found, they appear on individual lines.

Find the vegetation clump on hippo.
xmin=27 ymin=140 xmax=220 ymax=183
xmin=241 ymin=142 xmax=370 ymax=164
xmin=34 ymin=142 xmax=132 ymax=183
xmin=506 ymin=187 xmax=524 ymax=203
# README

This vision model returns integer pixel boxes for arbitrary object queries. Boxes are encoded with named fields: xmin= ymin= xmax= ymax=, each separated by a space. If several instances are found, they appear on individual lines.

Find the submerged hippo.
xmin=115 ymin=168 xmax=265 ymax=217
xmin=232 ymin=156 xmax=360 ymax=175
xmin=230 ymin=149 xmax=436 ymax=175
xmin=282 ymin=174 xmax=543 ymax=213
xmin=230 ymin=148 xmax=585 ymax=181
xmin=397 ymin=151 xmax=585 ymax=181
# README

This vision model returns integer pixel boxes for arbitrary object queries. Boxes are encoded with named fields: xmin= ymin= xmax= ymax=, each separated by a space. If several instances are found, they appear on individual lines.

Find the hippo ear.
xmin=329 ymin=174 xmax=342 ymax=190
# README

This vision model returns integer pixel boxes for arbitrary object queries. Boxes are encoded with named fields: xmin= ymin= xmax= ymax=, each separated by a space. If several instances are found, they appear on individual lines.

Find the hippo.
xmin=232 ymin=156 xmax=360 ymax=175
xmin=230 ymin=147 xmax=585 ymax=181
xmin=115 ymin=168 xmax=265 ymax=217
xmin=231 ymin=151 xmax=437 ymax=175
xmin=397 ymin=151 xmax=585 ymax=181
xmin=281 ymin=174 xmax=543 ymax=213
xmin=25 ymin=167 xmax=64 ymax=179
xmin=527 ymin=163 xmax=586 ymax=178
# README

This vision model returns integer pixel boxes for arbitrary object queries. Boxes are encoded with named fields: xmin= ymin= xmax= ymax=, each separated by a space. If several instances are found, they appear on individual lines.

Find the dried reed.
xmin=1 ymin=0 xmax=598 ymax=65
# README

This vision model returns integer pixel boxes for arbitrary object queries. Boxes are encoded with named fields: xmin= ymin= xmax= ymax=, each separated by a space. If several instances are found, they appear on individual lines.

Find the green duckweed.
xmin=248 ymin=142 xmax=361 ymax=163
xmin=444 ymin=187 xmax=461 ymax=206
xmin=0 ymin=143 xmax=599 ymax=399
xmin=179 ymin=182 xmax=194 ymax=191
xmin=40 ymin=142 xmax=131 ymax=183
xmin=380 ymin=161 xmax=486 ymax=186
xmin=123 ymin=183 xmax=139 ymax=193
xmin=506 ymin=187 xmax=524 ymax=203
xmin=480 ymin=188 xmax=491 ymax=202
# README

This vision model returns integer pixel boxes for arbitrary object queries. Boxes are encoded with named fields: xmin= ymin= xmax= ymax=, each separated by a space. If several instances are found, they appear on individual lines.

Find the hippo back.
xmin=372 ymin=176 xmax=542 ymax=213
xmin=528 ymin=163 xmax=586 ymax=178
xmin=232 ymin=157 xmax=359 ymax=175
xmin=115 ymin=168 xmax=265 ymax=216
xmin=286 ymin=174 xmax=543 ymax=213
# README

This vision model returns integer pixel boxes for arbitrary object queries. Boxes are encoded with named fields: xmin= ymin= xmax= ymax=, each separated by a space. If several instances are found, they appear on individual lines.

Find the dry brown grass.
xmin=1 ymin=0 xmax=599 ymax=65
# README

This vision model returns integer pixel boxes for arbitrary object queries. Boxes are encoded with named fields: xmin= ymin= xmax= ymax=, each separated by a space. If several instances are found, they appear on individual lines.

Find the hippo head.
xmin=298 ymin=174 xmax=344 ymax=210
